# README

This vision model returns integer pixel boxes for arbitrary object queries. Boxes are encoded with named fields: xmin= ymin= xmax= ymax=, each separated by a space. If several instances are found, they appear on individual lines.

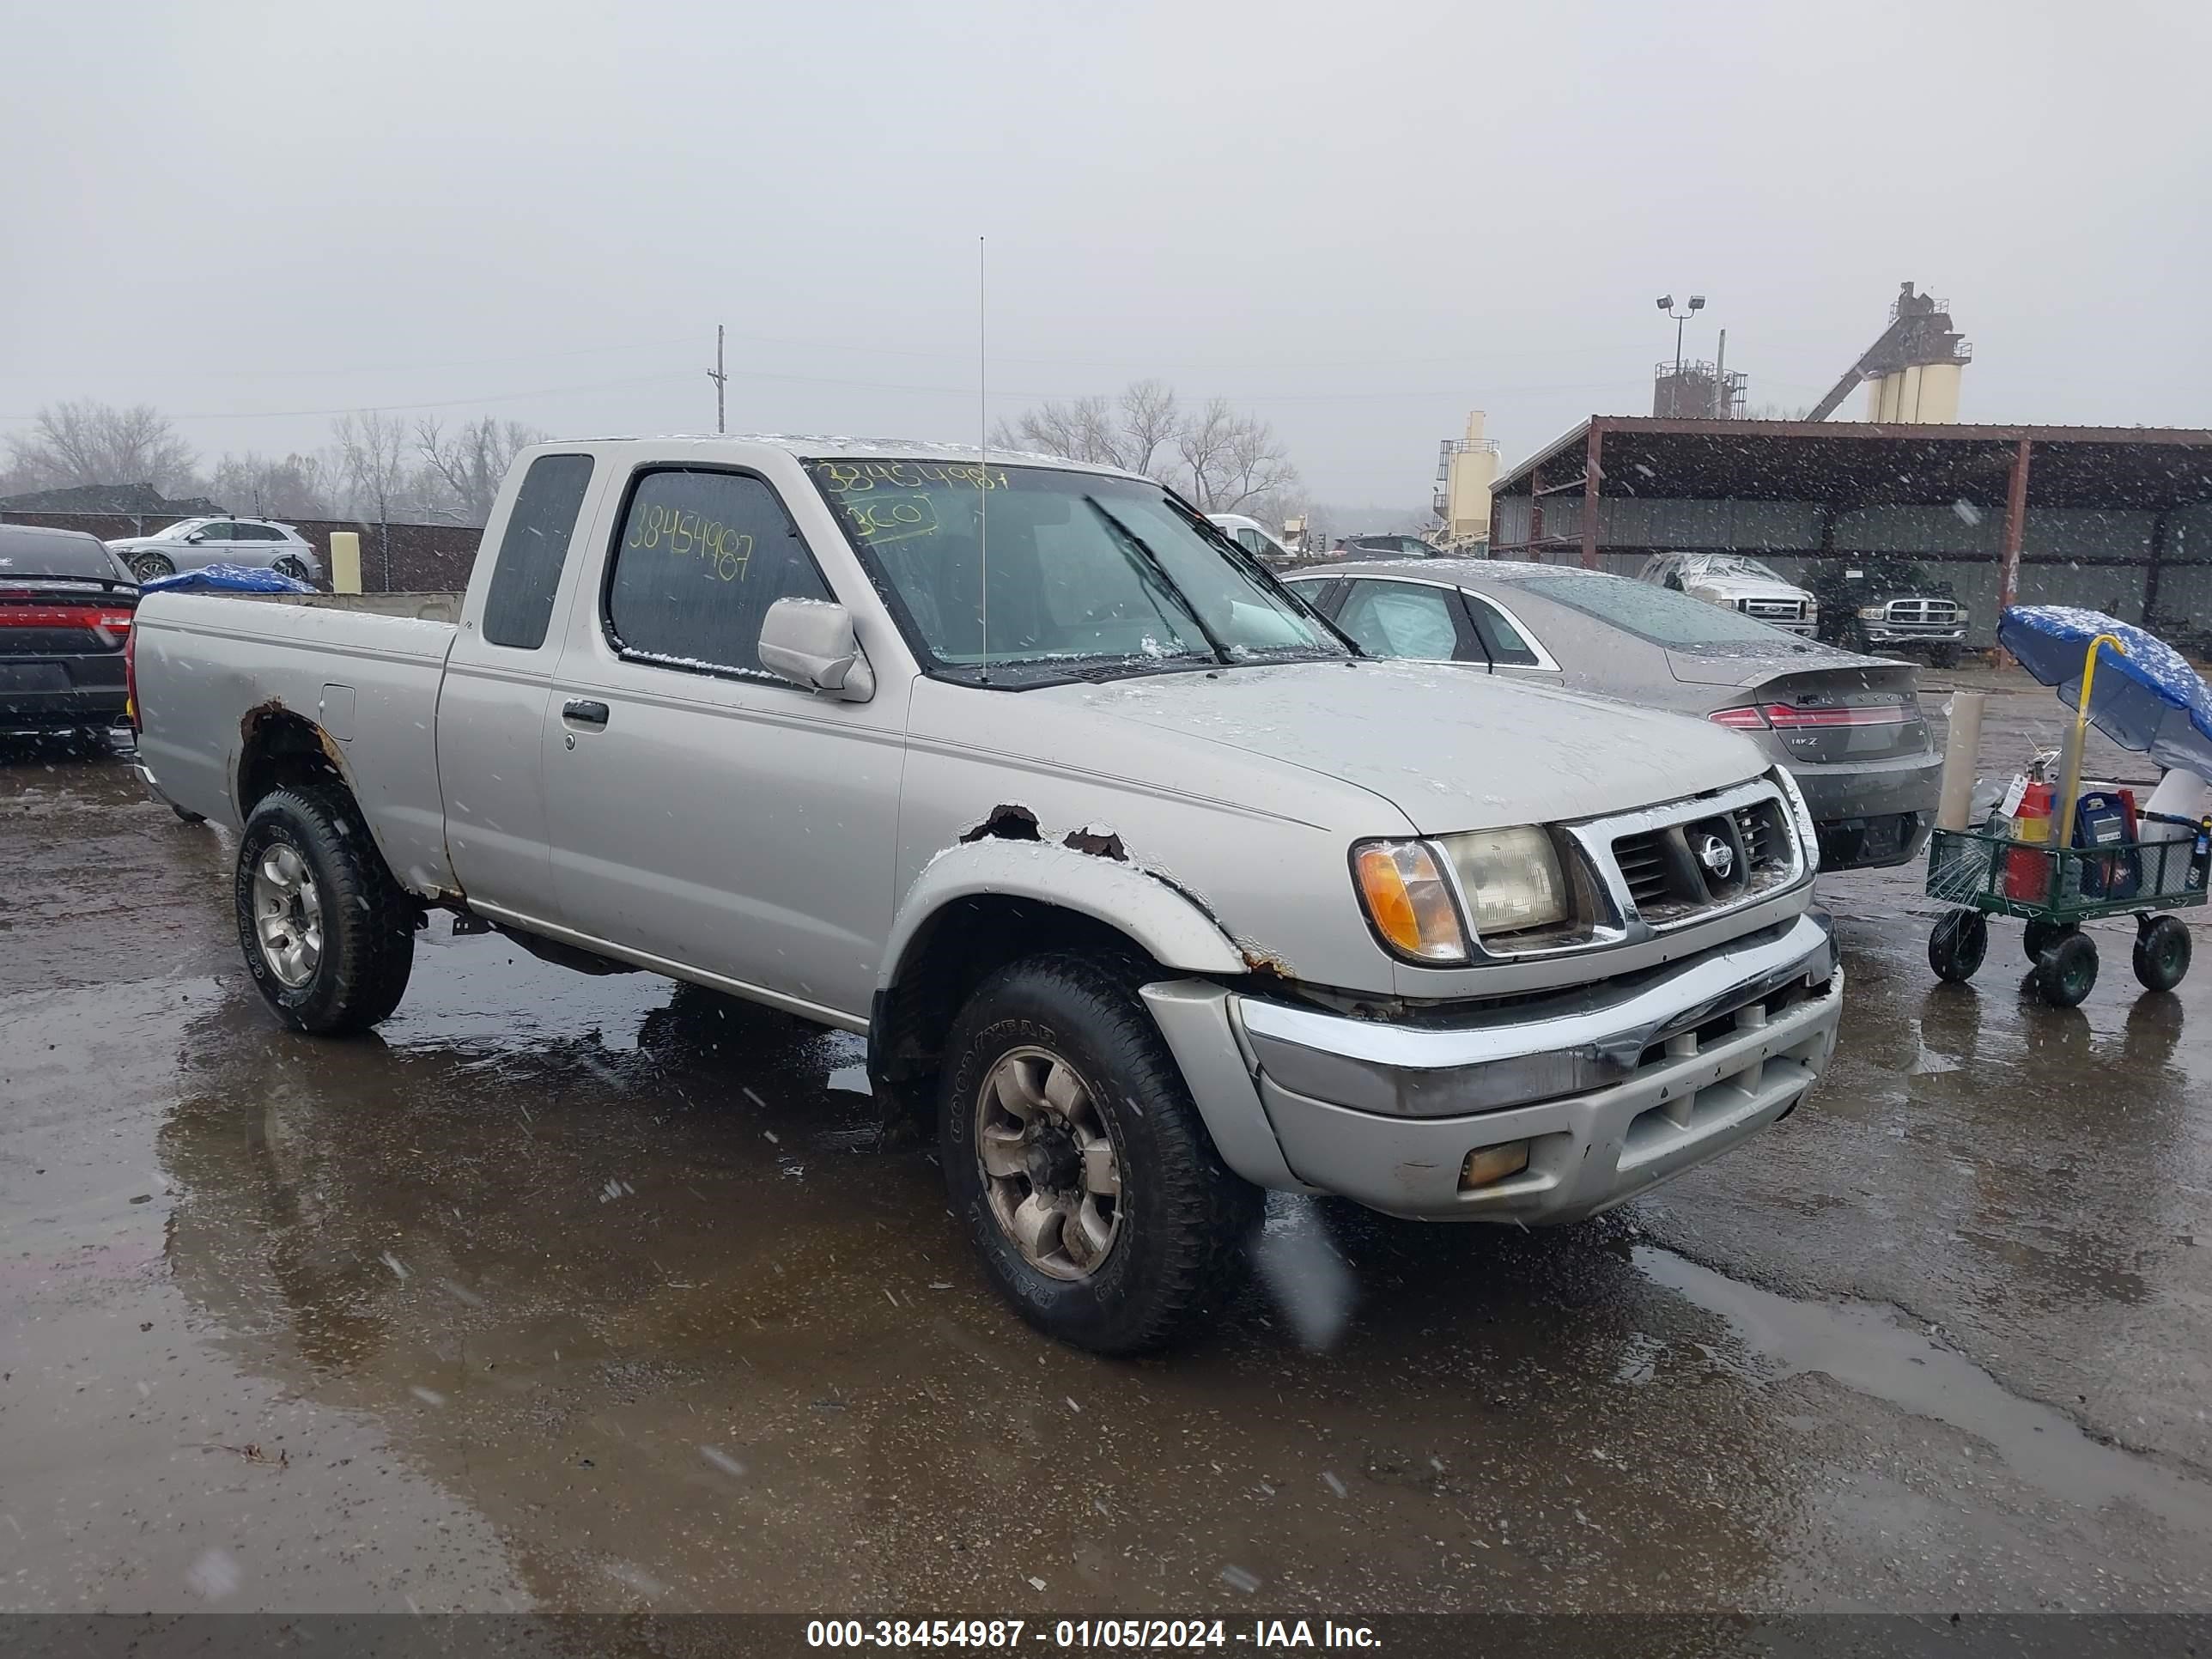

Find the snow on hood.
xmin=1047 ymin=659 xmax=1768 ymax=834
xmin=1686 ymin=575 xmax=1812 ymax=602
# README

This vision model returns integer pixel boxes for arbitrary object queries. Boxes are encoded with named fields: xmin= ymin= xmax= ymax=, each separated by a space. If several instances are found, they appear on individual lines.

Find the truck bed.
xmin=132 ymin=589 xmax=464 ymax=894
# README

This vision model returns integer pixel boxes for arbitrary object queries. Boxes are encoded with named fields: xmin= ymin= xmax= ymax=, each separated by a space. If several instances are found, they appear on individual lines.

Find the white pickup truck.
xmin=131 ymin=436 xmax=1843 ymax=1353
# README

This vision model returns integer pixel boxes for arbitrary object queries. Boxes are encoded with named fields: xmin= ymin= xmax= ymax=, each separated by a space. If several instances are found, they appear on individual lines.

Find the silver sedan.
xmin=1285 ymin=558 xmax=1943 ymax=871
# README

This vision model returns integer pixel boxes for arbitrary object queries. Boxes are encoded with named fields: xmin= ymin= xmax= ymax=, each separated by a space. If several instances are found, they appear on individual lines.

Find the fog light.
xmin=1459 ymin=1140 xmax=1531 ymax=1191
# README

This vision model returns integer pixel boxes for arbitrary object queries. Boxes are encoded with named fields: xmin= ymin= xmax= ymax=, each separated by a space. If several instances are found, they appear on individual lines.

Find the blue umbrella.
xmin=1996 ymin=605 xmax=2212 ymax=782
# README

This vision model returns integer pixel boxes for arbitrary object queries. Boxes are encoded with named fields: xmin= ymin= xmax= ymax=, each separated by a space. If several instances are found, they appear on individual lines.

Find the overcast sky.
xmin=5 ymin=0 xmax=2207 ymax=508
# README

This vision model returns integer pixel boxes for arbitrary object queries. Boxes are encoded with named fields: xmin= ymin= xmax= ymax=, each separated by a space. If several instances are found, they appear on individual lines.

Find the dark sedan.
xmin=1285 ymin=558 xmax=1943 ymax=871
xmin=0 ymin=525 xmax=140 ymax=737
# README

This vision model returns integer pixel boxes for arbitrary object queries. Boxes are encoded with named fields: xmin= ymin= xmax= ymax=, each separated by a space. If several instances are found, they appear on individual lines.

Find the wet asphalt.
xmin=3 ymin=672 xmax=2209 ymax=1616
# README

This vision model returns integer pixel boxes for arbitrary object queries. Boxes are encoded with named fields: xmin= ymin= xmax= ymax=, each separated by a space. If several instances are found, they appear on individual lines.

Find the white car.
xmin=1206 ymin=512 xmax=1297 ymax=566
xmin=106 ymin=517 xmax=322 ymax=586
xmin=1637 ymin=551 xmax=1816 ymax=637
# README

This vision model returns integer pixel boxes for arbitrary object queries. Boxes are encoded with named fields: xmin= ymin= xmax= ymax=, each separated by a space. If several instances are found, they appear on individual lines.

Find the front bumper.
xmin=1862 ymin=625 xmax=1966 ymax=647
xmin=1145 ymin=912 xmax=1841 ymax=1223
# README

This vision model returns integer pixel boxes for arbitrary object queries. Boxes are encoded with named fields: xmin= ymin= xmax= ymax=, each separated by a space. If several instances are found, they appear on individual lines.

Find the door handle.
xmin=562 ymin=699 xmax=610 ymax=728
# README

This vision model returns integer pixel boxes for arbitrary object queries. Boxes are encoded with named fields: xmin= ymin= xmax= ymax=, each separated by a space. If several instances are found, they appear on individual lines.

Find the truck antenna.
xmin=977 ymin=234 xmax=989 ymax=685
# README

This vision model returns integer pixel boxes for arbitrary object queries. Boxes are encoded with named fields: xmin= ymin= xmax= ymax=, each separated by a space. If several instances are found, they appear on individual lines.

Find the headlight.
xmin=1771 ymin=768 xmax=1820 ymax=875
xmin=1439 ymin=826 xmax=1569 ymax=935
xmin=1352 ymin=841 xmax=1468 ymax=963
xmin=1857 ymin=605 xmax=1886 ymax=620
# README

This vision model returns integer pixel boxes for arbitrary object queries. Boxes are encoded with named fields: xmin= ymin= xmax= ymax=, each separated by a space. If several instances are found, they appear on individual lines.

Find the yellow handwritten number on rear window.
xmin=627 ymin=503 xmax=753 ymax=580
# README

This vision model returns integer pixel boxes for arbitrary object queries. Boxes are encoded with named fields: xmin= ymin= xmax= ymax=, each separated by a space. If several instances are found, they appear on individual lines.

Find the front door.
xmin=541 ymin=461 xmax=905 ymax=1024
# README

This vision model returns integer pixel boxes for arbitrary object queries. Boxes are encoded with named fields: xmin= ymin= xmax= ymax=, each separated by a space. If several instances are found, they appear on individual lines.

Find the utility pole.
xmin=708 ymin=324 xmax=727 ymax=434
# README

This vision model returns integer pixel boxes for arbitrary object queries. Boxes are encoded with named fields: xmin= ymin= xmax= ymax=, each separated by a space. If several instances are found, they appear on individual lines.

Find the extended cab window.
xmin=605 ymin=467 xmax=832 ymax=677
xmin=483 ymin=453 xmax=594 ymax=649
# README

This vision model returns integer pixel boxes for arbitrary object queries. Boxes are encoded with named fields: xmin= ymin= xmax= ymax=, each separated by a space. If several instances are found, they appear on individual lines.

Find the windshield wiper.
xmin=1082 ymin=498 xmax=1232 ymax=666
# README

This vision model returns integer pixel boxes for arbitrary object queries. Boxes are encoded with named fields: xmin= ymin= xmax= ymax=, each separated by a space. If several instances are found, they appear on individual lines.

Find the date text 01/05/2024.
xmin=803 ymin=1620 xmax=1382 ymax=1650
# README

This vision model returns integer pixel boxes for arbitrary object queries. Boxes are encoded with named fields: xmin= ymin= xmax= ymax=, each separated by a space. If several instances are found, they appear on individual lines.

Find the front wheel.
xmin=2022 ymin=915 xmax=2075 ymax=964
xmin=939 ymin=954 xmax=1261 ymax=1355
xmin=2034 ymin=932 xmax=2099 ymax=1008
xmin=129 ymin=551 xmax=175 ymax=582
xmin=235 ymin=785 xmax=416 ymax=1033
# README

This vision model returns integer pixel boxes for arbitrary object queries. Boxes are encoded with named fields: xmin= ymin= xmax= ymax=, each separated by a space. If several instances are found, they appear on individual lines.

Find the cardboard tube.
xmin=1936 ymin=690 xmax=1987 ymax=830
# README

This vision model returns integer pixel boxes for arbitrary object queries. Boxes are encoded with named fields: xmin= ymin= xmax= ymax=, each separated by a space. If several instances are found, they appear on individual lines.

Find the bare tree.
xmin=3 ymin=401 xmax=200 ymax=495
xmin=416 ymin=415 xmax=544 ymax=526
xmin=331 ymin=410 xmax=414 ymax=588
xmin=1172 ymin=398 xmax=1295 ymax=514
xmin=996 ymin=380 xmax=1293 ymax=512
xmin=208 ymin=451 xmax=337 ymax=519
xmin=1110 ymin=380 xmax=1181 ymax=478
xmin=331 ymin=410 xmax=410 ymax=526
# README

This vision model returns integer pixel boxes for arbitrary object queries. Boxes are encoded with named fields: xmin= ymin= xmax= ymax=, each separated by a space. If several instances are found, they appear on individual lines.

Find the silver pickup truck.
xmin=131 ymin=436 xmax=1843 ymax=1353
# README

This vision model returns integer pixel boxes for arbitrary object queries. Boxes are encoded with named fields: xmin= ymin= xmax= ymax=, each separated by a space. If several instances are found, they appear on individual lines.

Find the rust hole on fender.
xmin=959 ymin=805 xmax=1041 ymax=844
xmin=1062 ymin=827 xmax=1127 ymax=861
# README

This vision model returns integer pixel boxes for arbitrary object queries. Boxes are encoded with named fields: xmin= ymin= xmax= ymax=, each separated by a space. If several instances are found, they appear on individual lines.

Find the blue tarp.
xmin=138 ymin=563 xmax=316 ymax=595
xmin=1996 ymin=605 xmax=2212 ymax=783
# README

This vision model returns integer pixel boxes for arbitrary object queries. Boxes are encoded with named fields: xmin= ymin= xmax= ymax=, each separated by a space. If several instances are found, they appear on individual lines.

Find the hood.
xmin=1685 ymin=576 xmax=1812 ymax=604
xmin=1042 ymin=659 xmax=1767 ymax=834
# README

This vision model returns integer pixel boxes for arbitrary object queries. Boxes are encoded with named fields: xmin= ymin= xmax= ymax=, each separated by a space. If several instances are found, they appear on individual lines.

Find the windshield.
xmin=805 ymin=459 xmax=1345 ymax=684
xmin=1688 ymin=554 xmax=1790 ymax=583
xmin=1509 ymin=568 xmax=1820 ymax=651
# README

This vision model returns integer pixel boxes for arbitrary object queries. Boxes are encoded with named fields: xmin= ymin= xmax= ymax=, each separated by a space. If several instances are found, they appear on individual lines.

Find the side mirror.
xmin=185 ymin=532 xmax=206 ymax=544
xmin=758 ymin=598 xmax=874 ymax=701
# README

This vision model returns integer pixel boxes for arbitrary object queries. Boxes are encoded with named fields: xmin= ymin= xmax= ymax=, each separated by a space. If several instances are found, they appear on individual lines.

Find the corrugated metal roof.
xmin=1494 ymin=417 xmax=2212 ymax=512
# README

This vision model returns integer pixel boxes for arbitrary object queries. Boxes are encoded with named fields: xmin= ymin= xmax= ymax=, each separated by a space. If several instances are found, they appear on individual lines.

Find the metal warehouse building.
xmin=1488 ymin=418 xmax=2212 ymax=648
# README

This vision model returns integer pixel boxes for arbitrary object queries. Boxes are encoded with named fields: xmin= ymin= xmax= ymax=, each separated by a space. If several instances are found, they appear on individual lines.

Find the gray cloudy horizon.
xmin=6 ymin=0 xmax=2207 ymax=511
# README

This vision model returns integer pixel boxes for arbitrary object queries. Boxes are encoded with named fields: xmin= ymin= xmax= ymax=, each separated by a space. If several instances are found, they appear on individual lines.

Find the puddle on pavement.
xmin=1638 ymin=1246 xmax=2212 ymax=1534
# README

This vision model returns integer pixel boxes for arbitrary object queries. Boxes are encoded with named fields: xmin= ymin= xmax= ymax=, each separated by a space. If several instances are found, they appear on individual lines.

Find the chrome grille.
xmin=1885 ymin=597 xmax=1958 ymax=625
xmin=1741 ymin=598 xmax=1805 ymax=622
xmin=1735 ymin=803 xmax=1779 ymax=866
xmin=1601 ymin=787 xmax=1802 ymax=932
xmin=1613 ymin=830 xmax=1671 ymax=911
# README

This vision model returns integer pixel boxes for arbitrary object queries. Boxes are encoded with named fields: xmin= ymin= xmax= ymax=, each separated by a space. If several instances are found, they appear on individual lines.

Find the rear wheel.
xmin=2034 ymin=931 xmax=2099 ymax=1008
xmin=2133 ymin=915 xmax=2192 ymax=992
xmin=271 ymin=555 xmax=313 ymax=583
xmin=1929 ymin=909 xmax=1987 ymax=982
xmin=129 ymin=551 xmax=175 ymax=582
xmin=2022 ymin=916 xmax=2075 ymax=964
xmin=234 ymin=784 xmax=416 ymax=1033
xmin=939 ymin=953 xmax=1260 ymax=1355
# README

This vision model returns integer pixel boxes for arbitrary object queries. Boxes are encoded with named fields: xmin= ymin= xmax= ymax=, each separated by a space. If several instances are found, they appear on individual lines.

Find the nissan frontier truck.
xmin=130 ymin=436 xmax=1842 ymax=1353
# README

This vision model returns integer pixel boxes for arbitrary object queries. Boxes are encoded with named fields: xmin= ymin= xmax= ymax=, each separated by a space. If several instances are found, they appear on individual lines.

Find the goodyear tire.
xmin=235 ymin=785 xmax=416 ymax=1034
xmin=939 ymin=954 xmax=1260 ymax=1355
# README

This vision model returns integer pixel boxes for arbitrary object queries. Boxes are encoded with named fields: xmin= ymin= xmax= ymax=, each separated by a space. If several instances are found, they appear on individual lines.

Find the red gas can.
xmin=2004 ymin=781 xmax=2055 ymax=902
